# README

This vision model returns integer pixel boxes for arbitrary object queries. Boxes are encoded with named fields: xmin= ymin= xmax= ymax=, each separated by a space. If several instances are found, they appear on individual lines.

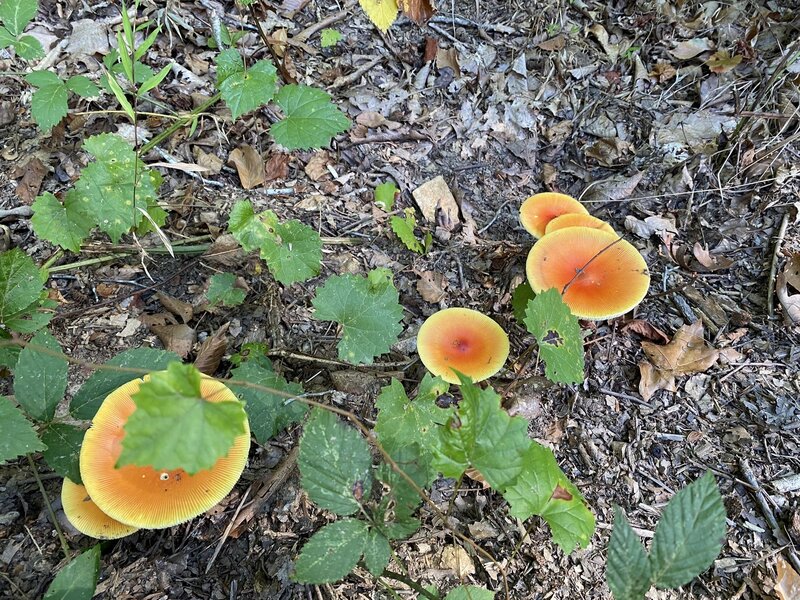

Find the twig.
xmin=139 ymin=93 xmax=221 ymax=155
xmin=767 ymin=212 xmax=789 ymax=318
xmin=0 ymin=206 xmax=33 ymax=219
xmin=330 ymin=56 xmax=384 ymax=89
xmin=598 ymin=388 xmax=653 ymax=408
xmin=429 ymin=15 xmax=516 ymax=34
xmin=268 ymin=348 xmax=411 ymax=369
xmin=26 ymin=455 xmax=70 ymax=560
xmin=205 ymin=485 xmax=251 ymax=573
xmin=339 ymin=131 xmax=431 ymax=149
xmin=294 ymin=10 xmax=348 ymax=42
xmin=380 ymin=569 xmax=438 ymax=600
xmin=152 ymin=148 xmax=224 ymax=188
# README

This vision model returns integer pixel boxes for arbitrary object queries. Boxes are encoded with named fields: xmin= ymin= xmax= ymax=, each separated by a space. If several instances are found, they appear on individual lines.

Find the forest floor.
xmin=1 ymin=0 xmax=800 ymax=598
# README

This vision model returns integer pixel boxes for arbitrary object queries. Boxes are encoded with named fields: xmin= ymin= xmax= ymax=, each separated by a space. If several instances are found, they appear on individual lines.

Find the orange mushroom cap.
xmin=417 ymin=308 xmax=509 ymax=384
xmin=61 ymin=477 xmax=139 ymax=539
xmin=544 ymin=213 xmax=617 ymax=236
xmin=519 ymin=193 xmax=589 ymax=238
xmin=80 ymin=376 xmax=250 ymax=529
xmin=526 ymin=228 xmax=650 ymax=320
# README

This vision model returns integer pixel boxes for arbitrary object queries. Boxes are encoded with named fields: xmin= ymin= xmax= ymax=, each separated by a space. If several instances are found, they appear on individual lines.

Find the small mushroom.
xmin=544 ymin=213 xmax=617 ymax=236
xmin=416 ymin=307 xmax=509 ymax=384
xmin=80 ymin=377 xmax=250 ymax=529
xmin=519 ymin=193 xmax=589 ymax=238
xmin=61 ymin=477 xmax=139 ymax=539
xmin=526 ymin=228 xmax=650 ymax=319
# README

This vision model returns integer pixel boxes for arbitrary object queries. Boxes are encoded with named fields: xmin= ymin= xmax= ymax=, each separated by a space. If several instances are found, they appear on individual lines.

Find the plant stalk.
xmin=26 ymin=454 xmax=70 ymax=560
xmin=139 ymin=93 xmax=221 ymax=154
xmin=381 ymin=569 xmax=439 ymax=600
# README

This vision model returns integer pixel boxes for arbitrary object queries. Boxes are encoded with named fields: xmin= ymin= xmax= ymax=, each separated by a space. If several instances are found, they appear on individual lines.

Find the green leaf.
xmin=0 ymin=248 xmax=48 ymax=330
xmin=432 ymin=375 xmax=529 ymax=489
xmin=43 ymin=544 xmax=100 ymax=600
xmin=117 ymin=362 xmax=247 ymax=474
xmin=215 ymin=48 xmax=242 ymax=86
xmin=299 ymin=408 xmax=372 ymax=516
xmin=0 ymin=0 xmax=37 ymax=37
xmin=293 ymin=519 xmax=369 ymax=584
xmin=375 ymin=444 xmax=426 ymax=529
xmin=137 ymin=62 xmax=171 ymax=96
xmin=363 ymin=528 xmax=392 ymax=576
xmin=0 ymin=25 xmax=15 ymax=47
xmin=228 ymin=200 xmax=267 ymax=252
xmin=374 ymin=181 xmax=397 ymax=211
xmin=445 ymin=586 xmax=495 ymax=600
xmin=14 ymin=33 xmax=43 ymax=59
xmin=65 ymin=75 xmax=100 ymax=98
xmin=312 ymin=270 xmax=403 ymax=365
xmin=228 ymin=360 xmax=306 ymax=444
xmin=503 ymin=442 xmax=595 ymax=553
xmin=26 ymin=73 xmax=68 ymax=130
xmin=219 ymin=59 xmax=277 ymax=120
xmin=207 ymin=272 xmax=247 ymax=307
xmin=511 ymin=281 xmax=535 ymax=324
xmin=25 ymin=69 xmax=60 ymax=87
xmin=390 ymin=209 xmax=425 ymax=253
xmin=41 ymin=423 xmax=84 ymax=483
xmin=0 ymin=397 xmax=45 ymax=463
xmin=69 ymin=347 xmax=179 ymax=420
xmin=271 ymin=84 xmax=350 ymax=150
xmin=523 ymin=288 xmax=584 ymax=384
xmin=320 ymin=28 xmax=342 ymax=48
xmin=607 ymin=507 xmax=652 ymax=600
xmin=14 ymin=330 xmax=67 ymax=422
xmin=32 ymin=191 xmax=93 ymax=252
xmin=649 ymin=472 xmax=726 ymax=589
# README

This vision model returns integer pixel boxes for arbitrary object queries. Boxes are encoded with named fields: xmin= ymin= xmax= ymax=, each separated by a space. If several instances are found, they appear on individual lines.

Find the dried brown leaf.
xmin=227 ymin=146 xmax=265 ymax=190
xmin=151 ymin=324 xmax=196 ymax=358
xmin=776 ymin=558 xmax=800 ymax=600
xmin=438 ymin=545 xmax=474 ymax=578
xmin=642 ymin=320 xmax=719 ymax=374
xmin=203 ymin=234 xmax=246 ymax=267
xmin=622 ymin=319 xmax=670 ymax=343
xmin=670 ymin=37 xmax=714 ymax=60
xmin=777 ymin=254 xmax=800 ymax=324
xmin=416 ymin=270 xmax=447 ymax=303
xmin=156 ymin=292 xmax=194 ymax=323
xmin=398 ymin=0 xmax=435 ymax=24
xmin=264 ymin=153 xmax=290 ymax=181
xmin=194 ymin=323 xmax=229 ymax=375
xmin=692 ymin=242 xmax=735 ymax=271
xmin=537 ymin=34 xmax=565 ymax=52
xmin=706 ymin=50 xmax=743 ymax=73
xmin=304 ymin=151 xmax=330 ymax=181
xmin=14 ymin=157 xmax=47 ymax=204
xmin=638 ymin=360 xmax=677 ymax=401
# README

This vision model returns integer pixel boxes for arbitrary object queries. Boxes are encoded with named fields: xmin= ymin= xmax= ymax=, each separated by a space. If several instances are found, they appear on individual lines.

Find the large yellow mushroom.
xmin=519 ymin=192 xmax=589 ymax=238
xmin=61 ymin=478 xmax=139 ymax=539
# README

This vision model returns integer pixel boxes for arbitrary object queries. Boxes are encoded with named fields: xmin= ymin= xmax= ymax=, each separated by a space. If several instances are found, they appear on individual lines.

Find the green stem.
xmin=41 ymin=250 xmax=64 ymax=271
xmin=139 ymin=92 xmax=221 ymax=154
xmin=26 ymin=454 xmax=70 ymax=560
xmin=381 ymin=570 xmax=439 ymax=600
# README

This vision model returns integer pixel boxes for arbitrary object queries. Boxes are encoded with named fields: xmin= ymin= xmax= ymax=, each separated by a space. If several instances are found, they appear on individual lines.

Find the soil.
xmin=1 ymin=0 xmax=799 ymax=599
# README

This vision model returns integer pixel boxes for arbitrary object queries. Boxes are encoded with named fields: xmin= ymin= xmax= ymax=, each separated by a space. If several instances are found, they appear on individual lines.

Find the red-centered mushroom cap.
xmin=544 ymin=213 xmax=617 ymax=236
xmin=519 ymin=193 xmax=589 ymax=238
xmin=80 ymin=377 xmax=250 ymax=529
xmin=417 ymin=308 xmax=509 ymax=384
xmin=61 ymin=477 xmax=139 ymax=539
xmin=526 ymin=228 xmax=650 ymax=320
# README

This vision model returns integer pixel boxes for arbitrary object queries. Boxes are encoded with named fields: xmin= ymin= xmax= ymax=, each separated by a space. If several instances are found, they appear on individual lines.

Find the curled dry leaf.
xmin=776 ymin=557 xmax=800 ymax=600
xmin=14 ymin=157 xmax=48 ymax=204
xmin=416 ymin=270 xmax=447 ymax=303
xmin=438 ymin=545 xmax=475 ymax=579
xmin=156 ymin=292 xmax=194 ymax=324
xmin=621 ymin=319 xmax=670 ymax=343
xmin=193 ymin=323 xmax=229 ymax=375
xmin=692 ymin=242 xmax=735 ymax=271
xmin=150 ymin=324 xmax=196 ymax=358
xmin=776 ymin=254 xmax=800 ymax=324
xmin=227 ymin=146 xmax=265 ymax=190
xmin=398 ymin=0 xmax=435 ymax=23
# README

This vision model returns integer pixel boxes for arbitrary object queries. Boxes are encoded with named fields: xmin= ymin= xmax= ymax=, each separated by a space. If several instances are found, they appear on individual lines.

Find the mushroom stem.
xmin=26 ymin=454 xmax=70 ymax=560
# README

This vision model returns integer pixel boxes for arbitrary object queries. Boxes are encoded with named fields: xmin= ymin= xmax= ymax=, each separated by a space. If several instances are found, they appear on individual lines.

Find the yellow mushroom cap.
xmin=525 ymin=228 xmax=650 ymax=320
xmin=80 ymin=377 xmax=250 ymax=529
xmin=417 ymin=308 xmax=510 ymax=384
xmin=519 ymin=193 xmax=589 ymax=238
xmin=544 ymin=213 xmax=617 ymax=236
xmin=61 ymin=477 xmax=139 ymax=539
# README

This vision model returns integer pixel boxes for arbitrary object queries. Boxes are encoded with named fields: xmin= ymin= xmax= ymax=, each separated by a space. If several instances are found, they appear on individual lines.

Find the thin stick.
xmin=139 ymin=93 xmax=221 ymax=155
xmin=766 ymin=212 xmax=789 ymax=318
xmin=26 ymin=454 xmax=70 ymax=560
xmin=380 ymin=569 xmax=439 ymax=600
xmin=205 ymin=485 xmax=251 ymax=573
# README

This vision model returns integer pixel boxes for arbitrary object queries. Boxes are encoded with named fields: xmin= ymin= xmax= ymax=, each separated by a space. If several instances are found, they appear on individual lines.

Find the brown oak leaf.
xmin=398 ymin=0 xmax=435 ymax=23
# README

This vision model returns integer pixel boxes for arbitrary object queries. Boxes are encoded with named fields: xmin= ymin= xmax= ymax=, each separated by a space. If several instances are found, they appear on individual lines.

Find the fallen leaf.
xmin=622 ymin=319 xmax=670 ymax=343
xmin=416 ymin=270 xmax=447 ymax=303
xmin=151 ymin=324 xmax=196 ymax=358
xmin=227 ymin=146 xmax=265 ymax=190
xmin=195 ymin=148 xmax=223 ymax=175
xmin=438 ymin=545 xmax=474 ymax=579
xmin=776 ymin=557 xmax=800 ymax=600
xmin=398 ymin=0 xmax=435 ymax=23
xmin=624 ymin=214 xmax=678 ymax=239
xmin=412 ymin=175 xmax=459 ymax=230
xmin=264 ymin=153 xmax=290 ymax=181
xmin=203 ymin=234 xmax=247 ymax=267
xmin=194 ymin=323 xmax=229 ymax=375
xmin=423 ymin=37 xmax=438 ymax=62
xmin=14 ymin=157 xmax=47 ymax=204
xmin=156 ymin=292 xmax=194 ymax=323
xmin=356 ymin=111 xmax=386 ymax=128
xmin=692 ymin=242 xmax=735 ymax=271
xmin=638 ymin=360 xmax=678 ymax=400
xmin=670 ymin=37 xmax=714 ymax=60
xmin=588 ymin=24 xmax=619 ymax=62
xmin=583 ymin=172 xmax=643 ymax=203
xmin=776 ymin=254 xmax=800 ymax=324
xmin=304 ymin=151 xmax=330 ymax=181
xmin=706 ymin=50 xmax=743 ymax=73
xmin=537 ymin=34 xmax=565 ymax=52
xmin=435 ymin=47 xmax=460 ymax=77
xmin=464 ymin=467 xmax=490 ymax=488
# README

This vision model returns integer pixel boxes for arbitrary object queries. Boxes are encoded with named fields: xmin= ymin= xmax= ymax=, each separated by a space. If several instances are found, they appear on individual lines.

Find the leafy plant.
xmin=0 ymin=0 xmax=43 ymax=59
xmin=42 ymin=545 xmax=100 ymax=600
xmin=216 ymin=49 xmax=277 ymax=120
xmin=24 ymin=70 xmax=99 ymax=131
xmin=374 ymin=181 xmax=397 ymax=211
xmin=207 ymin=272 xmax=247 ymax=307
xmin=390 ymin=208 xmax=431 ymax=254
xmin=271 ymin=84 xmax=351 ymax=150
xmin=320 ymin=28 xmax=342 ymax=48
xmin=606 ymin=472 xmax=726 ymax=600
xmin=0 ymin=248 xmax=55 ymax=335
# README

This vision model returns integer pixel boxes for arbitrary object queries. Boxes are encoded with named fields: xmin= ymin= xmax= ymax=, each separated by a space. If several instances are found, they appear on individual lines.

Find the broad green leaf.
xmin=0 ymin=0 xmax=37 ymax=36
xmin=43 ymin=544 xmax=100 ymax=600
xmin=375 ymin=444 xmax=427 ymax=530
xmin=445 ymin=586 xmax=495 ymax=600
xmin=207 ymin=272 xmax=247 ymax=307
xmin=14 ymin=33 xmax=42 ymax=59
xmin=312 ymin=271 xmax=403 ymax=365
xmin=219 ymin=59 xmax=277 ymax=120
xmin=649 ymin=472 xmax=726 ymax=589
xmin=29 ymin=79 xmax=68 ymax=131
xmin=25 ymin=69 xmax=60 ymax=87
xmin=117 ymin=362 xmax=247 ymax=474
xmin=66 ymin=75 xmax=100 ymax=98
xmin=503 ymin=442 xmax=595 ymax=553
xmin=32 ymin=191 xmax=93 ymax=253
xmin=0 ymin=248 xmax=48 ymax=329
xmin=299 ymin=408 xmax=372 ymax=516
xmin=511 ymin=281 xmax=535 ymax=324
xmin=320 ymin=28 xmax=342 ymax=48
xmin=0 ymin=343 xmax=19 ymax=369
xmin=0 ymin=25 xmax=15 ymax=46
xmin=14 ymin=330 xmax=67 ymax=422
xmin=293 ymin=519 xmax=368 ymax=583
xmin=271 ymin=84 xmax=350 ymax=150
xmin=390 ymin=209 xmax=425 ymax=253
xmin=363 ymin=528 xmax=391 ymax=576
xmin=607 ymin=507 xmax=651 ymax=600
xmin=358 ymin=0 xmax=398 ymax=32
xmin=3 ymin=299 xmax=54 ymax=334
xmin=374 ymin=181 xmax=397 ymax=210
xmin=523 ymin=288 xmax=584 ymax=384
xmin=228 ymin=360 xmax=306 ymax=443
xmin=228 ymin=200 xmax=268 ymax=253
xmin=41 ymin=423 xmax=84 ymax=483
xmin=215 ymin=48 xmax=242 ymax=86
xmin=0 ymin=397 xmax=45 ymax=462
xmin=432 ymin=375 xmax=529 ymax=489
xmin=69 ymin=347 xmax=179 ymax=420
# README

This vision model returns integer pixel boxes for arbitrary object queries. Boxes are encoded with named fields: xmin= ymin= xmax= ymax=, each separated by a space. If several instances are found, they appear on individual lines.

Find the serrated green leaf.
xmin=445 ymin=586 xmax=495 ymax=600
xmin=207 ymin=272 xmax=247 ymax=307
xmin=43 ymin=544 xmax=100 ymax=600
xmin=32 ymin=191 xmax=93 ymax=252
xmin=220 ymin=59 xmax=277 ymax=120
xmin=390 ymin=209 xmax=425 ymax=253
xmin=374 ymin=181 xmax=397 ymax=210
xmin=65 ymin=75 xmax=100 ymax=98
xmin=432 ymin=375 xmax=529 ymax=489
xmin=215 ymin=48 xmax=242 ymax=86
xmin=375 ymin=444 xmax=427 ymax=528
xmin=228 ymin=360 xmax=306 ymax=443
xmin=523 ymin=288 xmax=584 ymax=384
xmin=14 ymin=330 xmax=67 ymax=422
xmin=511 ymin=281 xmax=535 ymax=324
xmin=293 ymin=519 xmax=369 ymax=583
xmin=312 ymin=271 xmax=403 ymax=365
xmin=69 ymin=347 xmax=179 ymax=420
xmin=0 ymin=25 xmax=15 ymax=47
xmin=607 ymin=506 xmax=651 ymax=600
xmin=320 ymin=28 xmax=342 ymax=48
xmin=363 ymin=528 xmax=391 ymax=576
xmin=649 ymin=472 xmax=726 ymax=589
xmin=228 ymin=200 xmax=267 ymax=252
xmin=4 ymin=300 xmax=54 ymax=333
xmin=298 ymin=408 xmax=372 ymax=516
xmin=25 ymin=70 xmax=59 ymax=87
xmin=0 ymin=0 xmax=37 ymax=37
xmin=30 ymin=81 xmax=68 ymax=130
xmin=503 ymin=442 xmax=595 ymax=553
xmin=0 ymin=397 xmax=45 ymax=463
xmin=14 ymin=34 xmax=42 ymax=59
xmin=271 ymin=84 xmax=350 ymax=150
xmin=117 ymin=363 xmax=248 ymax=474
xmin=41 ymin=423 xmax=84 ymax=483
xmin=0 ymin=248 xmax=47 ymax=330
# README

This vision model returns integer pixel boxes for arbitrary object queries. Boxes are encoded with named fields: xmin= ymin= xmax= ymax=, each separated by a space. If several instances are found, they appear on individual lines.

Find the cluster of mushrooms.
xmin=62 ymin=377 xmax=250 ymax=539
xmin=415 ymin=192 xmax=650 ymax=385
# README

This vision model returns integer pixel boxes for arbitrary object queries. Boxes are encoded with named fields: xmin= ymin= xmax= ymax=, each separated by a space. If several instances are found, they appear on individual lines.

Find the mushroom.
xmin=416 ymin=307 xmax=509 ymax=384
xmin=526 ymin=228 xmax=650 ymax=319
xmin=61 ymin=477 xmax=139 ymax=539
xmin=544 ymin=213 xmax=617 ymax=236
xmin=519 ymin=193 xmax=589 ymax=238
xmin=80 ymin=376 xmax=250 ymax=529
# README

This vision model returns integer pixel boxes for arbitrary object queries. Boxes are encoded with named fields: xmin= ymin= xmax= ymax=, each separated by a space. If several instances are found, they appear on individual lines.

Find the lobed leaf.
xmin=0 ymin=248 xmax=49 ymax=331
xmin=207 ymin=272 xmax=247 ymax=307
xmin=219 ymin=58 xmax=278 ymax=120
xmin=0 ymin=397 xmax=45 ymax=463
xmin=271 ymin=84 xmax=350 ymax=150
xmin=0 ymin=0 xmax=38 ymax=37
xmin=390 ymin=209 xmax=425 ymax=253
xmin=32 ymin=191 xmax=93 ymax=253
